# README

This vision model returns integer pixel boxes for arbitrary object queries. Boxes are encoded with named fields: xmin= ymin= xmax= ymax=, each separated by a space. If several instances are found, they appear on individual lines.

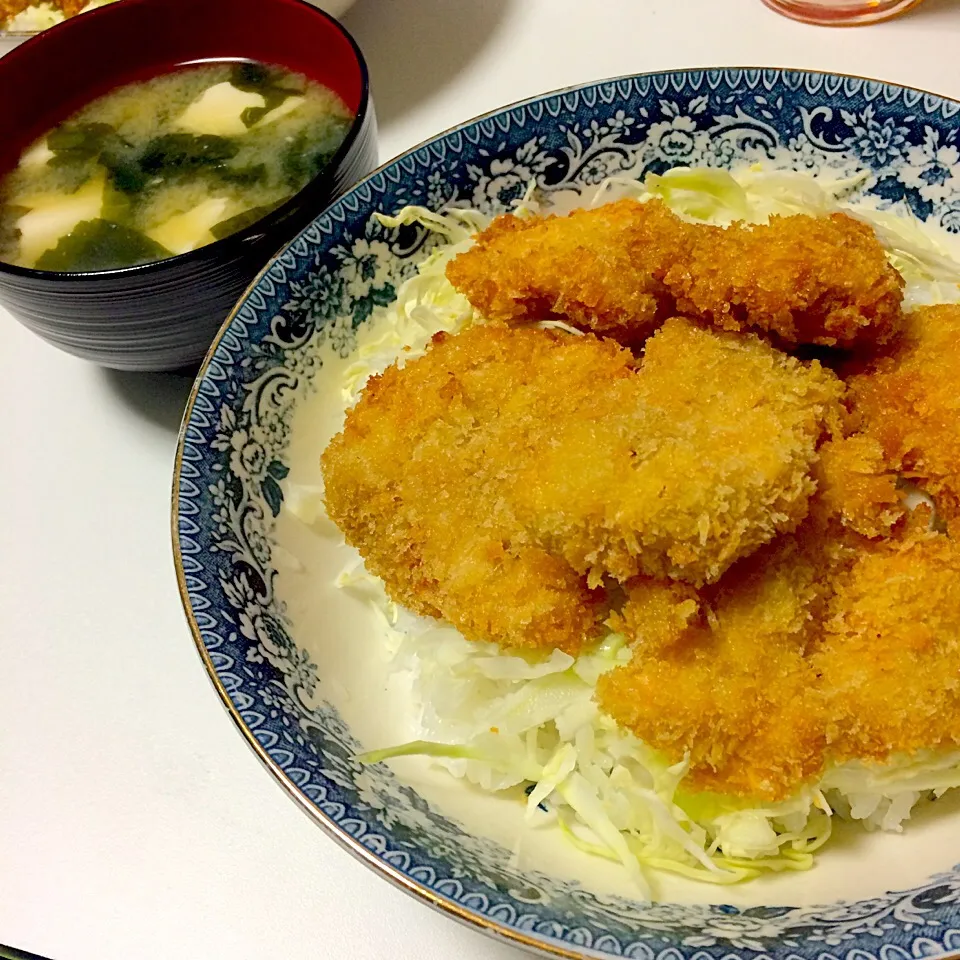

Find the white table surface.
xmin=3 ymin=1 xmax=960 ymax=957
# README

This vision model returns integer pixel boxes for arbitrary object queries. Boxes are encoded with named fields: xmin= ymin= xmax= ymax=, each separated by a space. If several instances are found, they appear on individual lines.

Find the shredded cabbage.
xmin=286 ymin=166 xmax=960 ymax=897
xmin=334 ymin=565 xmax=844 ymax=890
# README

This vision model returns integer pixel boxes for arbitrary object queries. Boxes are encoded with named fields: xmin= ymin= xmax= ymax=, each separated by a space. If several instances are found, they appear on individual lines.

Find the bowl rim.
xmin=0 ymin=0 xmax=370 ymax=282
xmin=171 ymin=64 xmax=960 ymax=960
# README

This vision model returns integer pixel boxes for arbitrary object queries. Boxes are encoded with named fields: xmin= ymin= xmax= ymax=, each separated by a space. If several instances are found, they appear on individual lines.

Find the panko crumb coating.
xmin=446 ymin=199 xmax=904 ymax=348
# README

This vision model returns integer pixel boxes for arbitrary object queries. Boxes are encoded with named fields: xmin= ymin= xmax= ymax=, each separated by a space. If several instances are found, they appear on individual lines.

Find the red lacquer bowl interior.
xmin=0 ymin=0 xmax=365 ymax=174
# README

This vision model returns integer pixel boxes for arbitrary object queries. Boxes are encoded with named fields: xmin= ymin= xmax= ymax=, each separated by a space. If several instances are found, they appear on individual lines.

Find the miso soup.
xmin=0 ymin=61 xmax=354 ymax=272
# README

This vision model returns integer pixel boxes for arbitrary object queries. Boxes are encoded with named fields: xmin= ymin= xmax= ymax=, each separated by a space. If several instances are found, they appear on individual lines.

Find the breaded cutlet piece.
xmin=814 ymin=528 xmax=960 ymax=765
xmin=446 ymin=199 xmax=904 ymax=348
xmin=841 ymin=304 xmax=960 ymax=536
xmin=322 ymin=320 xmax=842 ymax=653
xmin=445 ymin=199 xmax=685 ymax=345
xmin=321 ymin=335 xmax=608 ymax=654
xmin=507 ymin=317 xmax=843 ymax=585
xmin=600 ymin=505 xmax=960 ymax=803
xmin=597 ymin=530 xmax=845 ymax=801
xmin=665 ymin=210 xmax=904 ymax=347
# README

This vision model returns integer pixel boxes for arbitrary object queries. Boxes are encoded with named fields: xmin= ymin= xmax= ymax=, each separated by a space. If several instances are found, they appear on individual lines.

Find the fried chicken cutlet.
xmin=508 ymin=317 xmax=843 ymax=584
xmin=321 ymin=319 xmax=842 ymax=654
xmin=322 ymin=328 xmax=609 ymax=655
xmin=811 ymin=434 xmax=905 ymax=539
xmin=598 ymin=517 xmax=960 ymax=802
xmin=843 ymin=304 xmax=960 ymax=536
xmin=444 ymin=199 xmax=686 ymax=344
xmin=445 ymin=199 xmax=904 ymax=349
xmin=815 ymin=528 xmax=960 ymax=765
xmin=598 ymin=530 xmax=841 ymax=800
xmin=807 ymin=304 xmax=960 ymax=541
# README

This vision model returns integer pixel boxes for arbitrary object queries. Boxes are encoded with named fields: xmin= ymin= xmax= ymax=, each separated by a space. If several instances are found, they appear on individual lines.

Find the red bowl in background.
xmin=0 ymin=0 xmax=376 ymax=371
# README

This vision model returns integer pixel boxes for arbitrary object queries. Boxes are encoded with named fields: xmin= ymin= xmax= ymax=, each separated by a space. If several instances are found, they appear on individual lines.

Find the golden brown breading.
xmin=808 ymin=305 xmax=960 ymax=540
xmin=666 ymin=211 xmax=904 ymax=347
xmin=597 ymin=531 xmax=844 ymax=801
xmin=322 ymin=320 xmax=842 ymax=647
xmin=327 ymin=208 xmax=960 ymax=802
xmin=605 ymin=579 xmax=701 ymax=656
xmin=0 ymin=0 xmax=33 ymax=22
xmin=844 ymin=304 xmax=960 ymax=536
xmin=445 ymin=199 xmax=684 ymax=344
xmin=321 ymin=327 xmax=610 ymax=655
xmin=599 ymin=509 xmax=960 ymax=802
xmin=815 ymin=529 xmax=960 ymax=764
xmin=810 ymin=434 xmax=904 ymax=538
xmin=508 ymin=317 xmax=843 ymax=584
xmin=445 ymin=199 xmax=904 ymax=348
xmin=598 ymin=514 xmax=960 ymax=801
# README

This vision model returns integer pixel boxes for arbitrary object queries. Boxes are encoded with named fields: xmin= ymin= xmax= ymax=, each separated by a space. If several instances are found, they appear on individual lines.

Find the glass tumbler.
xmin=761 ymin=0 xmax=924 ymax=25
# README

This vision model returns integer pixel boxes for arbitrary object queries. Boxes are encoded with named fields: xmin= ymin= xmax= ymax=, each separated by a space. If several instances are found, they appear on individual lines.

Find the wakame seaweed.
xmin=35 ymin=219 xmax=171 ymax=271
xmin=230 ymin=61 xmax=272 ymax=89
xmin=49 ymin=122 xmax=245 ymax=188
xmin=217 ymin=163 xmax=267 ymax=187
xmin=280 ymin=129 xmax=335 ymax=189
xmin=48 ymin=123 xmax=150 ymax=196
xmin=99 ymin=144 xmax=150 ymax=194
xmin=139 ymin=133 xmax=240 ymax=175
xmin=100 ymin=179 xmax=134 ymax=224
xmin=47 ymin=123 xmax=118 ymax=166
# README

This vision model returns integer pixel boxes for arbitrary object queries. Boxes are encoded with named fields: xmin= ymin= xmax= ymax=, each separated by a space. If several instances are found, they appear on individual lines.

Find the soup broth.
xmin=0 ymin=61 xmax=353 ymax=271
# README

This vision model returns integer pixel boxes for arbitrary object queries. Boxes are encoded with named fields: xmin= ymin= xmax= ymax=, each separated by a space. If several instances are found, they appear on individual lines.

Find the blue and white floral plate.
xmin=173 ymin=68 xmax=960 ymax=960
